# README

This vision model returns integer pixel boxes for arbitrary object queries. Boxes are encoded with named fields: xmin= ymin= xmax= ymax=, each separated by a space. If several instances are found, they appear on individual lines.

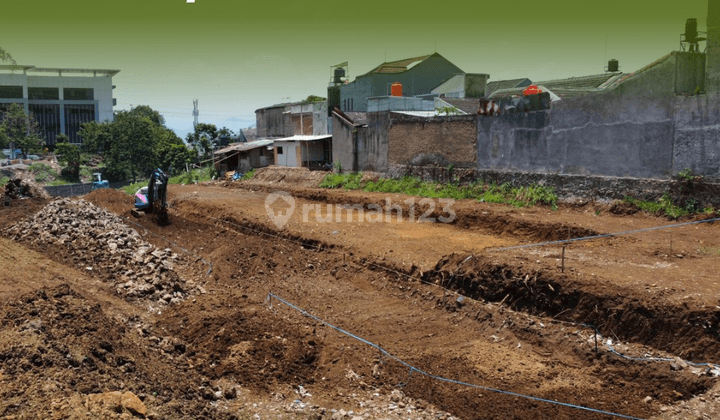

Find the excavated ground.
xmin=1 ymin=172 xmax=720 ymax=419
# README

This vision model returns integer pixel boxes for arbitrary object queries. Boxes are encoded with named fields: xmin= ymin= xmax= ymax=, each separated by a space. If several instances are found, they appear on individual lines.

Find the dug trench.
xmin=168 ymin=184 xmax=720 ymax=363
xmin=2 ymin=187 xmax=718 ymax=419
xmin=219 ymin=180 xmax=601 ymax=243
xmin=86 ymin=188 xmax=720 ymax=418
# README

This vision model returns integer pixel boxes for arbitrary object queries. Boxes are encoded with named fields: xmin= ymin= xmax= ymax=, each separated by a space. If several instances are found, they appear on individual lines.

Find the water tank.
xmin=391 ymin=82 xmax=403 ymax=97
xmin=607 ymin=59 xmax=619 ymax=72
xmin=522 ymin=85 xmax=542 ymax=96
xmin=333 ymin=68 xmax=345 ymax=84
xmin=685 ymin=18 xmax=698 ymax=43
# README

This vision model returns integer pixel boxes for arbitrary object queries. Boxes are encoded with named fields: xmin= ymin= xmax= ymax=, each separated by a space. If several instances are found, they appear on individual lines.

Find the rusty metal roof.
xmin=214 ymin=139 xmax=274 ymax=155
xmin=485 ymin=78 xmax=532 ymax=95
xmin=367 ymin=54 xmax=432 ymax=74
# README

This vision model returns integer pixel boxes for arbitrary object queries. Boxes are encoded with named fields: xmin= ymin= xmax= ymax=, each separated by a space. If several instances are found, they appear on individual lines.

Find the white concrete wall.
xmin=1 ymin=71 xmax=116 ymax=144
xmin=1 ymin=72 xmax=115 ymax=122
xmin=25 ymin=75 xmax=114 ymax=122
xmin=274 ymin=141 xmax=298 ymax=167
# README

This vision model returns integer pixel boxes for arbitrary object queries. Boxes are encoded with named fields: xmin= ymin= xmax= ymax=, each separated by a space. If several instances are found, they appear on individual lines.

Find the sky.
xmin=0 ymin=0 xmax=712 ymax=139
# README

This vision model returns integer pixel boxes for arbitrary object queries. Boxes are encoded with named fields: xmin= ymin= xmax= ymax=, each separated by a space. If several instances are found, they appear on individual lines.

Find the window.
xmin=277 ymin=146 xmax=284 ymax=154
xmin=29 ymin=104 xmax=60 ymax=145
xmin=28 ymin=87 xmax=59 ymax=100
xmin=63 ymin=88 xmax=94 ymax=100
xmin=64 ymin=104 xmax=95 ymax=143
xmin=0 ymin=85 xmax=23 ymax=99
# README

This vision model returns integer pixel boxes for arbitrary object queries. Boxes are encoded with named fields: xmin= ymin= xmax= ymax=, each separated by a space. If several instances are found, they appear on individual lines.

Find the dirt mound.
xmin=5 ymin=198 xmax=195 ymax=306
xmin=0 ymin=284 xmax=230 ymax=419
xmin=244 ymin=166 xmax=329 ymax=188
xmin=1 ymin=176 xmax=50 ymax=200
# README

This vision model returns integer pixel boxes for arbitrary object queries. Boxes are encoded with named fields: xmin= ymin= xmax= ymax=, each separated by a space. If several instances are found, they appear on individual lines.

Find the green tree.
xmin=106 ymin=110 xmax=158 ymax=183
xmin=0 ymin=103 xmax=44 ymax=158
xmin=127 ymin=105 xmax=166 ymax=126
xmin=187 ymin=123 xmax=218 ymax=162
xmin=55 ymin=133 xmax=81 ymax=181
xmin=0 ymin=46 xmax=16 ymax=65
xmin=78 ymin=105 xmax=191 ymax=182
xmin=217 ymin=126 xmax=234 ymax=139
xmin=303 ymin=95 xmax=326 ymax=103
xmin=78 ymin=120 xmax=114 ymax=153
xmin=154 ymin=124 xmax=193 ymax=174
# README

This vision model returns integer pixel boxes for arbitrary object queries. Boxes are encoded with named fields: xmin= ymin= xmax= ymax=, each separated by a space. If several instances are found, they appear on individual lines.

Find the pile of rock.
xmin=6 ymin=198 xmax=190 ymax=304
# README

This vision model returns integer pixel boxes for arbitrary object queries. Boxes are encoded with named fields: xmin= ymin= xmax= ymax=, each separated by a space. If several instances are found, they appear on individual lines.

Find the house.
xmin=0 ymin=64 xmax=119 ymax=145
xmin=255 ymin=100 xmax=328 ymax=138
xmin=336 ymin=53 xmax=465 ymax=112
xmin=213 ymin=139 xmax=274 ymax=174
xmin=273 ymin=135 xmax=332 ymax=169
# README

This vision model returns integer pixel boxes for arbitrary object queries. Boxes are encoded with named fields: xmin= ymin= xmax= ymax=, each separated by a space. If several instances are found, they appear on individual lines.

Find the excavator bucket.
xmin=155 ymin=207 xmax=169 ymax=226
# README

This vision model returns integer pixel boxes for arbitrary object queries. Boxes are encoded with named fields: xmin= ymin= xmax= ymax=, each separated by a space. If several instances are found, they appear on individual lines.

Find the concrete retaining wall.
xmin=45 ymin=181 xmax=134 ymax=197
xmin=386 ymin=165 xmax=720 ymax=207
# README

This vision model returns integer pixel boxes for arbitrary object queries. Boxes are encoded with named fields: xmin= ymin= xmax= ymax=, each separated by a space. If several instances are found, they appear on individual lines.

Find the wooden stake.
xmin=561 ymin=246 xmax=566 ymax=273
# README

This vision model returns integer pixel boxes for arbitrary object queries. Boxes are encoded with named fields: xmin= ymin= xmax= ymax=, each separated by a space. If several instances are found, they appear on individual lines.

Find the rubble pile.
xmin=6 ymin=198 xmax=190 ymax=304
xmin=1 ymin=171 xmax=50 ymax=200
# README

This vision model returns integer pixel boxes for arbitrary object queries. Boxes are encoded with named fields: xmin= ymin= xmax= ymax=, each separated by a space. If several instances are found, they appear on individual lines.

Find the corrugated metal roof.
xmin=431 ymin=74 xmax=465 ymax=94
xmin=214 ymin=139 xmax=274 ymax=155
xmin=362 ymin=54 xmax=435 ymax=76
xmin=392 ymin=111 xmax=439 ymax=117
xmin=485 ymin=78 xmax=532 ymax=95
xmin=273 ymin=134 xmax=332 ymax=143
xmin=344 ymin=112 xmax=367 ymax=125
xmin=441 ymin=98 xmax=479 ymax=114
xmin=535 ymin=72 xmax=622 ymax=90
xmin=605 ymin=53 xmax=673 ymax=89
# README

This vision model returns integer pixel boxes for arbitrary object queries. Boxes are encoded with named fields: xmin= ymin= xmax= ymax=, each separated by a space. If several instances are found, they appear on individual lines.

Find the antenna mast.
xmin=192 ymin=99 xmax=199 ymax=128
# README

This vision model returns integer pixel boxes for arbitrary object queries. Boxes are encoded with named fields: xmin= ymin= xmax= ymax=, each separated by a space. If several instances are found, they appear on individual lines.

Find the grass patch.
xmin=120 ymin=181 xmax=147 ymax=196
xmin=79 ymin=165 xmax=93 ymax=179
xmin=0 ymin=176 xmax=9 ymax=187
xmin=240 ymin=168 xmax=256 ymax=181
xmin=623 ymin=193 xmax=690 ymax=219
xmin=28 ymin=163 xmax=57 ymax=183
xmin=320 ymin=174 xmax=558 ymax=209
xmin=319 ymin=173 xmax=363 ymax=189
xmin=169 ymin=167 xmax=216 ymax=185
xmin=119 ymin=167 xmax=218 ymax=196
xmin=480 ymin=183 xmax=558 ymax=209
xmin=47 ymin=179 xmax=73 ymax=186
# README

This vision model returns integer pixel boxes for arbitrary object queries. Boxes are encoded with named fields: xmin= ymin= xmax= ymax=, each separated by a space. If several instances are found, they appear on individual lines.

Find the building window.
xmin=63 ymin=88 xmax=94 ymax=100
xmin=64 ymin=104 xmax=95 ymax=143
xmin=350 ymin=98 xmax=353 ymax=111
xmin=0 ymin=85 xmax=23 ymax=99
xmin=29 ymin=104 xmax=61 ymax=145
xmin=277 ymin=146 xmax=284 ymax=155
xmin=28 ymin=87 xmax=59 ymax=100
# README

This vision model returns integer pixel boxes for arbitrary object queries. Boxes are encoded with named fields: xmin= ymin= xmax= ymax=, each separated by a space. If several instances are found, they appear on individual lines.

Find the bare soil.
xmin=1 ymin=171 xmax=720 ymax=420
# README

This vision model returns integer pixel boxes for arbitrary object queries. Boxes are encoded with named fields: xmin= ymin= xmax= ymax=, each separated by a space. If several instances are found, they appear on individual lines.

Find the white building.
xmin=0 ymin=65 xmax=119 ymax=145
xmin=274 ymin=134 xmax=332 ymax=169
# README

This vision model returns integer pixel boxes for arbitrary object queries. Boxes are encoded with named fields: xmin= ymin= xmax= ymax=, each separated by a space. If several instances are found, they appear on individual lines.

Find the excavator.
xmin=131 ymin=168 xmax=169 ymax=226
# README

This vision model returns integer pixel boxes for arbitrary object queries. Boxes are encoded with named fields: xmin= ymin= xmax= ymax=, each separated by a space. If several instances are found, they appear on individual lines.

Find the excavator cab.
xmin=131 ymin=169 xmax=169 ymax=226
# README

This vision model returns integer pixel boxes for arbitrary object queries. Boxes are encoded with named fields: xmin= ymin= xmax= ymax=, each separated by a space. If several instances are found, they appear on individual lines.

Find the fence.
xmin=44 ymin=181 xmax=136 ymax=197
